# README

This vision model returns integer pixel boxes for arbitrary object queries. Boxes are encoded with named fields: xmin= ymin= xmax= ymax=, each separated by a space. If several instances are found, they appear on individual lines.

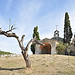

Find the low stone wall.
xmin=0 ymin=54 xmax=21 ymax=57
xmin=67 ymin=44 xmax=75 ymax=56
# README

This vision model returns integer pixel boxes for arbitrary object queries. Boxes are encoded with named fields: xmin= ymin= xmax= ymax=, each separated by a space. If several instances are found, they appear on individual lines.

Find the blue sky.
xmin=0 ymin=0 xmax=75 ymax=54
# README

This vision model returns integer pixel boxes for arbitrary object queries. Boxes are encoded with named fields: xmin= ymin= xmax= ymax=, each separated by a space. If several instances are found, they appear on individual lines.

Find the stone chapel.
xmin=35 ymin=29 xmax=63 ymax=54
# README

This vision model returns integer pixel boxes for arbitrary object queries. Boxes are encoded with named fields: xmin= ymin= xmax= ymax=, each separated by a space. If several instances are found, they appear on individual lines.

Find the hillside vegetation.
xmin=0 ymin=55 xmax=75 ymax=75
xmin=0 ymin=50 xmax=12 ymax=55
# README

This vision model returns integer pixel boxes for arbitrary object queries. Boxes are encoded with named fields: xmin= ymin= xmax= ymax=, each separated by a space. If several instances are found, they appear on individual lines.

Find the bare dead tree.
xmin=0 ymin=24 xmax=45 ymax=68
xmin=0 ymin=25 xmax=38 ymax=68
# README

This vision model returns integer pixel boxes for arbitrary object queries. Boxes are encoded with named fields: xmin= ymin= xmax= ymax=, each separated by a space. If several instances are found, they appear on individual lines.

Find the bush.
xmin=56 ymin=42 xmax=68 ymax=54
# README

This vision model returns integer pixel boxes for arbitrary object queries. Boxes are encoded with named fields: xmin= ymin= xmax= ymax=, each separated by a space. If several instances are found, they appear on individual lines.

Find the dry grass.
xmin=0 ymin=55 xmax=75 ymax=75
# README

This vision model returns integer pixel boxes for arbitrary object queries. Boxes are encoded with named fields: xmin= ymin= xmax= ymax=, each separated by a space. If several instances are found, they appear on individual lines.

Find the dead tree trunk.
xmin=0 ymin=25 xmax=44 ymax=68
xmin=0 ymin=26 xmax=36 ymax=68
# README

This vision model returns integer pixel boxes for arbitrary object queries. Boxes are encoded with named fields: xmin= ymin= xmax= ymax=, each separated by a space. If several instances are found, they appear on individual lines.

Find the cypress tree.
xmin=31 ymin=26 xmax=40 ymax=54
xmin=64 ymin=12 xmax=73 ymax=44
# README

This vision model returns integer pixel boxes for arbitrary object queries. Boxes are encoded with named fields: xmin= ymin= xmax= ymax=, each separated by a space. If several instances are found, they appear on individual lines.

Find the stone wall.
xmin=0 ymin=54 xmax=21 ymax=57
xmin=67 ymin=44 xmax=75 ymax=56
xmin=35 ymin=38 xmax=57 ymax=54
xmin=35 ymin=44 xmax=41 ymax=54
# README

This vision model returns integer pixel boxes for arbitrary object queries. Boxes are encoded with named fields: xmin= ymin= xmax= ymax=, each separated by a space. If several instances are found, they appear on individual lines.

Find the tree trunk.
xmin=0 ymin=27 xmax=44 ymax=68
xmin=0 ymin=27 xmax=33 ymax=68
xmin=22 ymin=53 xmax=31 ymax=68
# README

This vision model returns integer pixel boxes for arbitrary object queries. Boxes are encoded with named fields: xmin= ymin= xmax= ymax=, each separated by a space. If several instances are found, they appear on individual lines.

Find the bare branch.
xmin=0 ymin=26 xmax=44 ymax=68
xmin=0 ymin=30 xmax=18 ymax=38
xmin=21 ymin=35 xmax=25 ymax=45
xmin=6 ymin=28 xmax=16 ymax=33
xmin=11 ymin=24 xmax=15 ymax=29
xmin=25 ymin=37 xmax=36 ymax=51
xmin=33 ymin=40 xmax=44 ymax=45
xmin=0 ymin=28 xmax=2 ymax=33
xmin=0 ymin=26 xmax=32 ymax=68
xmin=6 ymin=24 xmax=16 ymax=33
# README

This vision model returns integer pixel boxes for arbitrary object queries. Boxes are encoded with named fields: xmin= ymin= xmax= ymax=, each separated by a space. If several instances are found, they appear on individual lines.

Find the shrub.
xmin=56 ymin=42 xmax=68 ymax=54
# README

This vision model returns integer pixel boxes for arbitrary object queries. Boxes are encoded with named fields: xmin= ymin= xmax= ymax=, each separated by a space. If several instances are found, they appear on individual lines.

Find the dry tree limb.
xmin=0 ymin=25 xmax=32 ymax=68
xmin=0 ymin=25 xmax=44 ymax=68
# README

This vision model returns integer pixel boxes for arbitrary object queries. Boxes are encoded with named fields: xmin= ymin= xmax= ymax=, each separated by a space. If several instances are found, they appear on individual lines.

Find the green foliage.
xmin=0 ymin=50 xmax=12 ymax=55
xmin=31 ymin=26 xmax=40 ymax=54
xmin=31 ymin=44 xmax=35 ymax=54
xmin=56 ymin=42 xmax=68 ymax=54
xmin=74 ymin=41 xmax=75 ymax=46
xmin=64 ymin=12 xmax=73 ymax=44
xmin=33 ymin=26 xmax=40 ymax=40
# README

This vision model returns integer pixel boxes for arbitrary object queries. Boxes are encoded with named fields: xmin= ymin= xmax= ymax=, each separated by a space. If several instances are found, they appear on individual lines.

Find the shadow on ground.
xmin=0 ymin=67 xmax=25 ymax=71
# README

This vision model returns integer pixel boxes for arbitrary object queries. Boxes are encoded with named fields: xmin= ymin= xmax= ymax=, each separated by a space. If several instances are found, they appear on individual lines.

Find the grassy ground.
xmin=0 ymin=55 xmax=75 ymax=75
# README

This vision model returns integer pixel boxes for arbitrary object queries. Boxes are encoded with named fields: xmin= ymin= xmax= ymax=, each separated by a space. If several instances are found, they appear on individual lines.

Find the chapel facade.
xmin=35 ymin=29 xmax=63 ymax=54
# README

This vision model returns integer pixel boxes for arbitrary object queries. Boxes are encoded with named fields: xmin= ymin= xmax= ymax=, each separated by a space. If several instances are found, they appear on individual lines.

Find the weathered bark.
xmin=22 ymin=52 xmax=31 ymax=68
xmin=0 ymin=27 xmax=35 ymax=68
xmin=21 ymin=38 xmax=36 ymax=68
xmin=0 ymin=26 xmax=44 ymax=68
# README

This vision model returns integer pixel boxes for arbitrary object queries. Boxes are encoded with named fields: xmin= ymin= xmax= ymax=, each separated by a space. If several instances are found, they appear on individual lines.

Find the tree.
xmin=33 ymin=26 xmax=40 ymax=40
xmin=56 ymin=42 xmax=68 ymax=54
xmin=31 ymin=26 xmax=40 ymax=54
xmin=63 ymin=12 xmax=73 ymax=44
xmin=0 ymin=25 xmax=43 ymax=68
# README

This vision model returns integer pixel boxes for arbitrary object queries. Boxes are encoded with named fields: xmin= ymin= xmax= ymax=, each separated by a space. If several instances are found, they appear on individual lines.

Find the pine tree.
xmin=31 ymin=26 xmax=40 ymax=54
xmin=64 ymin=12 xmax=73 ymax=44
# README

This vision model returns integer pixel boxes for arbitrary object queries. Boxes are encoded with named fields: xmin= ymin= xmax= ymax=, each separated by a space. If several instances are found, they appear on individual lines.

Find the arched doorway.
xmin=40 ymin=43 xmax=51 ymax=54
